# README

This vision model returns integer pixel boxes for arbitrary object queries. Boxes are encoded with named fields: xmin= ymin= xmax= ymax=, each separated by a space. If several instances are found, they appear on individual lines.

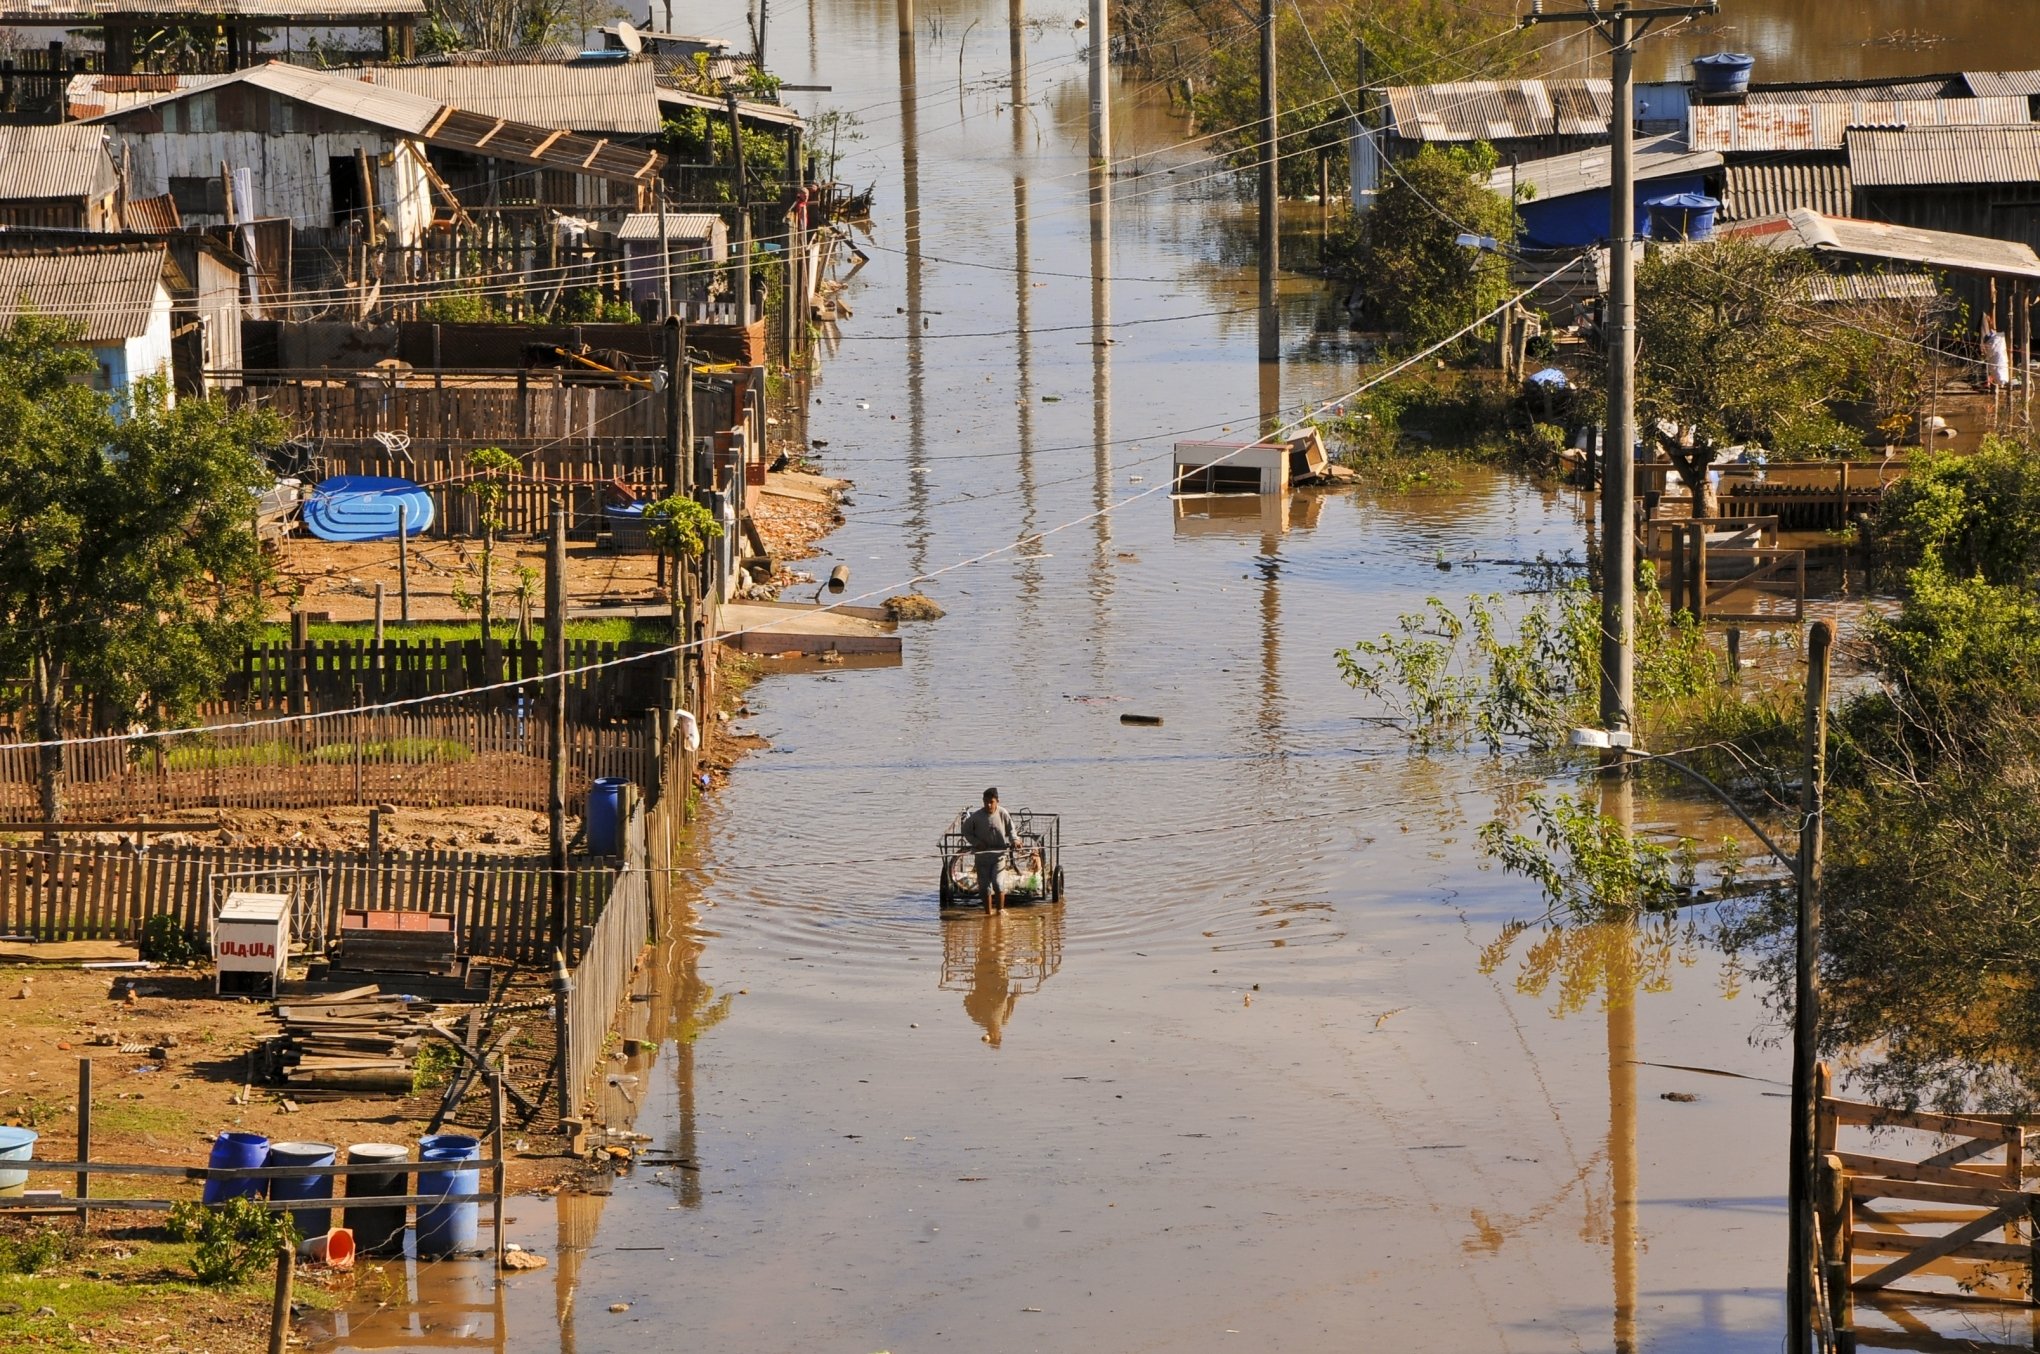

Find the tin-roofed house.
xmin=610 ymin=210 xmax=728 ymax=315
xmin=0 ymin=240 xmax=180 ymax=398
xmin=81 ymin=62 xmax=664 ymax=310
xmin=1382 ymin=79 xmax=1615 ymax=163
xmin=1489 ymin=133 xmax=1720 ymax=249
xmin=0 ymin=125 xmax=119 ymax=232
xmin=1846 ymin=124 xmax=2040 ymax=256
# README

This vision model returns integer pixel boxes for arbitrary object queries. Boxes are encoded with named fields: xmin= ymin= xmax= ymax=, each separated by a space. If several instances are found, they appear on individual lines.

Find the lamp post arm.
xmin=1623 ymin=753 xmax=1799 ymax=876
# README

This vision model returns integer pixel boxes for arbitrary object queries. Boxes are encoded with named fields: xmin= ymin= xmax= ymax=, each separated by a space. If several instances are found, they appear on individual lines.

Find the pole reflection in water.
xmin=941 ymin=905 xmax=1067 ymax=1046
xmin=898 ymin=0 xmax=930 ymax=578
xmin=1011 ymin=0 xmax=1043 ymax=618
xmin=1602 ymin=774 xmax=1641 ymax=1354
xmin=1088 ymin=161 xmax=1114 ymax=667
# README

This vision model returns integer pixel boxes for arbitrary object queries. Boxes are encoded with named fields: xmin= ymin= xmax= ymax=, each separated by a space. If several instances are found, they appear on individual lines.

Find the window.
xmin=167 ymin=176 xmax=225 ymax=218
xmin=330 ymin=156 xmax=365 ymax=227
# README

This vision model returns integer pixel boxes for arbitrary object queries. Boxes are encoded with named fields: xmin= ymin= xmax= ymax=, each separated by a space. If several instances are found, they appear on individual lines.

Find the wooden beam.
xmin=529 ymin=129 xmax=567 ymax=160
xmin=578 ymin=136 xmax=610 ymax=169
xmin=1849 ymin=1175 xmax=2028 ymax=1209
xmin=1835 ymin=1151 xmax=2012 ymax=1192
xmin=1824 ymin=1098 xmax=2019 ymax=1142
xmin=420 ymin=106 xmax=453 ymax=139
xmin=471 ymin=117 xmax=507 ymax=149
xmin=1849 ymin=1228 xmax=2029 ymax=1267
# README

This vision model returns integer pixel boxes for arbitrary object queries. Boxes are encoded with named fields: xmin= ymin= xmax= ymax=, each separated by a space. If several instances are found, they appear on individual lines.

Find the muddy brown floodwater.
xmin=303 ymin=2 xmax=2040 ymax=1351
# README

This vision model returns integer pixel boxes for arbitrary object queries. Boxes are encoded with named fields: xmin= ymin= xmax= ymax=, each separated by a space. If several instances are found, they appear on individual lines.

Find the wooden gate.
xmin=1819 ymin=1067 xmax=2037 ymax=1313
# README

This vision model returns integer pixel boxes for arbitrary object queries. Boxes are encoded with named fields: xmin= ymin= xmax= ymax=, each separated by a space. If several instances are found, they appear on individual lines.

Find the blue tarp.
xmin=302 ymin=475 xmax=435 ymax=542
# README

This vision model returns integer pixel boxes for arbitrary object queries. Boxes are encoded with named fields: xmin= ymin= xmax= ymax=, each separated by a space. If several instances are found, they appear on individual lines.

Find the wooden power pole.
xmin=545 ymin=502 xmax=568 ymax=954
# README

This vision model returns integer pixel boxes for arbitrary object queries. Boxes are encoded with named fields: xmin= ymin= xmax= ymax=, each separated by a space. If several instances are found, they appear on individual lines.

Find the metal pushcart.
xmin=938 ymin=809 xmax=1062 ymax=906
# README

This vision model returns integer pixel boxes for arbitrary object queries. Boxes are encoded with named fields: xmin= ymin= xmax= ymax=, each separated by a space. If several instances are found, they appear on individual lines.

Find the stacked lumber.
xmin=269 ymin=985 xmax=436 ymax=1097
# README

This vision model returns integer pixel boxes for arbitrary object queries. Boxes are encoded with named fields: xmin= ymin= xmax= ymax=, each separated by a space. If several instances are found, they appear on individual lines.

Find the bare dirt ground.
xmin=0 ymin=806 xmax=578 ymax=857
xmin=266 ymin=537 xmax=660 ymax=624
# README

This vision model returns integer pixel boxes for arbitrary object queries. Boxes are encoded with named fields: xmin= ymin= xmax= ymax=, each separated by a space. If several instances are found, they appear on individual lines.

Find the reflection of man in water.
xmin=960 ymin=787 xmax=1020 ymax=910
xmin=964 ymin=914 xmax=1020 ymax=1047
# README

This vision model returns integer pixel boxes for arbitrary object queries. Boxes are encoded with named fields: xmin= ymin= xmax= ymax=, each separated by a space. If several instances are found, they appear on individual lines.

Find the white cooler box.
xmin=213 ymin=892 xmax=291 ymax=996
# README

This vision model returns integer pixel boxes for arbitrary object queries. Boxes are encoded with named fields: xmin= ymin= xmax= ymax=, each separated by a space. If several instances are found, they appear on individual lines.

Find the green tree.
xmin=462 ymin=446 xmax=520 ymax=640
xmin=1628 ymin=238 xmax=1928 ymax=516
xmin=1344 ymin=143 xmax=1516 ymax=344
xmin=1870 ymin=437 xmax=2040 ymax=588
xmin=0 ymin=315 xmax=278 ymax=820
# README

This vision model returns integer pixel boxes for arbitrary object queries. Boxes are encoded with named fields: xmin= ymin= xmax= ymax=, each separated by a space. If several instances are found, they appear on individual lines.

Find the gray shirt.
xmin=961 ymin=805 xmax=1018 ymax=852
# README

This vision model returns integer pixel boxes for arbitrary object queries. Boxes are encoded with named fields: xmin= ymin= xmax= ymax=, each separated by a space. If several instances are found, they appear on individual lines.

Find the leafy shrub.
xmin=168 ymin=1197 xmax=297 ymax=1286
xmin=0 ymin=1226 xmax=69 ymax=1274
xmin=137 ymin=914 xmax=203 ymax=965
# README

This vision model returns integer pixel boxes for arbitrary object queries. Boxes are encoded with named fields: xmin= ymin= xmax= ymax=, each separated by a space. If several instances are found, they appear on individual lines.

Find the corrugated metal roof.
xmin=1797 ymin=272 xmax=1941 ymax=304
xmin=0 ymin=0 xmax=420 ymax=19
xmin=654 ymin=86 xmax=804 ymax=130
xmin=1486 ymin=132 xmax=1718 ymax=201
xmin=0 ymin=125 xmax=114 ymax=203
xmin=1724 ymin=207 xmax=2040 ymax=280
xmin=1964 ymin=71 xmax=2040 ymax=97
xmin=1847 ymin=124 xmax=2040 ymax=186
xmin=613 ymin=211 xmax=724 ymax=242
xmin=120 ymin=193 xmax=181 ymax=232
xmin=90 ymin=63 xmax=664 ymax=183
xmin=66 ymin=71 xmax=189 ymax=119
xmin=1384 ymin=79 xmax=1613 ymax=142
xmin=1690 ymin=96 xmax=2033 ymax=153
xmin=1721 ymin=159 xmax=1854 ymax=221
xmin=330 ymin=60 xmax=661 ymax=134
xmin=0 ymin=243 xmax=169 ymax=342
xmin=1745 ymin=78 xmax=1955 ymax=104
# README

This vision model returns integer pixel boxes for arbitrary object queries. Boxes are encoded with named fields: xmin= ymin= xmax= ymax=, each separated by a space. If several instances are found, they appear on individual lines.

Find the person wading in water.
xmin=960 ymin=787 xmax=1020 ymax=910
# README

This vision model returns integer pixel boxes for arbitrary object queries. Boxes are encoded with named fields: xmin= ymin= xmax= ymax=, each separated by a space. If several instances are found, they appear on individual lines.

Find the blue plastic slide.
xmin=301 ymin=475 xmax=436 ymax=542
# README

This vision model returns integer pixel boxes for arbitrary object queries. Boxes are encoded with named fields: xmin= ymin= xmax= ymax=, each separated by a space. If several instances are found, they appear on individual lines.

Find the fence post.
xmin=1819 ymin=1154 xmax=1852 ymax=1347
xmin=267 ymin=1243 xmax=295 ymax=1354
xmin=75 ymin=1057 xmax=90 ymax=1232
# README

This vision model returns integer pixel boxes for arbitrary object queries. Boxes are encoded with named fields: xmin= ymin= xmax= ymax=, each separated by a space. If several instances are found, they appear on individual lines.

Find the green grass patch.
xmin=161 ymin=736 xmax=474 ymax=771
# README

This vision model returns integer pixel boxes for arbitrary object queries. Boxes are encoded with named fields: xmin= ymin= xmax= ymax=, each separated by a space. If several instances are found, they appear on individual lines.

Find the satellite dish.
xmin=616 ymin=20 xmax=644 ymax=53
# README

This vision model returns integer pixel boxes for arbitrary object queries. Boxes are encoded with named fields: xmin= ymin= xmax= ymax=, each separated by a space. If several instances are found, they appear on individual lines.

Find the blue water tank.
xmin=587 ymin=777 xmax=628 ymax=855
xmin=416 ymin=1136 xmax=482 ymax=1259
xmin=264 ymin=1140 xmax=337 ymax=1239
xmin=1646 ymin=193 xmax=1720 ymax=242
xmin=1692 ymin=52 xmax=1755 ymax=97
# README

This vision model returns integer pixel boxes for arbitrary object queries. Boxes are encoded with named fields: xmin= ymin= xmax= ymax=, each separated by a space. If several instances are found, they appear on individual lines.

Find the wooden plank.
xmin=1849 ymin=1175 xmax=2030 ymax=1209
xmin=1824 ymin=1099 xmax=2017 ymax=1142
xmin=1834 ymin=1153 xmax=2016 ymax=1191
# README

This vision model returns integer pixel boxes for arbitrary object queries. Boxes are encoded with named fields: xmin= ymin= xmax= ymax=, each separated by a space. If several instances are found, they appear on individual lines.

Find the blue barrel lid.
xmin=1645 ymin=193 xmax=1720 ymax=210
xmin=1692 ymin=51 xmax=1754 ymax=67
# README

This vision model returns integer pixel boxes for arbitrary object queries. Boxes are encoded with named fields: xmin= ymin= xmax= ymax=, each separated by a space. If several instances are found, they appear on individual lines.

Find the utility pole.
xmin=1791 ymin=619 xmax=1833 ymax=1353
xmin=726 ymin=93 xmax=753 ymax=329
xmin=545 ymin=502 xmax=569 ymax=958
xmin=1086 ymin=0 xmax=1109 ymax=165
xmin=1256 ymin=0 xmax=1278 ymax=364
xmin=1521 ymin=1 xmax=1716 ymax=741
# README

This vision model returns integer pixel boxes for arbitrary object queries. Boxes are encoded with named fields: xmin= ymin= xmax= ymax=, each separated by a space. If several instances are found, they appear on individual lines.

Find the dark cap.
xmin=983 ymin=787 xmax=999 ymax=803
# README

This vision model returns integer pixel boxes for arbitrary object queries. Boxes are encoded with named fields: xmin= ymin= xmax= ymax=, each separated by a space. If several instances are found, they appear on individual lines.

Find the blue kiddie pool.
xmin=302 ymin=475 xmax=435 ymax=542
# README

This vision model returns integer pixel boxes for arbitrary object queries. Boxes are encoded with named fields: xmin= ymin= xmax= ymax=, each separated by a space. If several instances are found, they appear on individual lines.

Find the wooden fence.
xmin=0 ymin=711 xmax=657 ymax=819
xmin=561 ymin=796 xmax=652 ymax=1111
xmin=230 ymin=638 xmax=675 ymax=722
xmin=0 ymin=839 xmax=613 ymax=964
xmin=228 ymin=375 xmax=665 ymax=443
xmin=307 ymin=438 xmax=672 ymax=538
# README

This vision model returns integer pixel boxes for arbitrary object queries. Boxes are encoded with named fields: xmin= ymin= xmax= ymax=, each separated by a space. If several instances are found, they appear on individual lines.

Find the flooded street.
xmin=307 ymin=3 xmax=2040 ymax=1351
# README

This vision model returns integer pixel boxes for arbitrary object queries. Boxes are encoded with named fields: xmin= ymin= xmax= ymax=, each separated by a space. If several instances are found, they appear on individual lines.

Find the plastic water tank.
xmin=202 ymin=1131 xmax=269 ymax=1205
xmin=416 ymin=1135 xmax=482 ymax=1259
xmin=1692 ymin=52 xmax=1755 ymax=96
xmin=587 ymin=777 xmax=629 ymax=855
xmin=266 ymin=1141 xmax=337 ymax=1240
xmin=0 ymin=1126 xmax=36 ymax=1197
xmin=1645 ymin=193 xmax=1720 ymax=242
xmin=342 ymin=1143 xmax=412 ymax=1258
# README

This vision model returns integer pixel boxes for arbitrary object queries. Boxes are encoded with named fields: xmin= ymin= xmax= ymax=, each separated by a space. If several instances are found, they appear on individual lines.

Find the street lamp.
xmin=1567 ymin=617 xmax=1833 ymax=1350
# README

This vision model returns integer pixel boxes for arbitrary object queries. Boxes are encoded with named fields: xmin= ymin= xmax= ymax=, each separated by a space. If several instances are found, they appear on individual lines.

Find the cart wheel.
xmin=1051 ymin=867 xmax=1065 ymax=903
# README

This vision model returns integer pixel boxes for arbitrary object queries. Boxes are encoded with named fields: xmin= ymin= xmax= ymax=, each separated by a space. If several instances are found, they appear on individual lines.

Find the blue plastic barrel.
xmin=1646 ymin=192 xmax=1720 ymax=242
xmin=587 ymin=778 xmax=628 ymax=855
xmin=342 ymin=1143 xmax=411 ymax=1258
xmin=202 ymin=1131 xmax=269 ymax=1205
xmin=265 ymin=1141 xmax=337 ymax=1239
xmin=416 ymin=1135 xmax=481 ymax=1258
xmin=1692 ymin=52 xmax=1755 ymax=96
xmin=0 ymin=1126 xmax=37 ymax=1197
